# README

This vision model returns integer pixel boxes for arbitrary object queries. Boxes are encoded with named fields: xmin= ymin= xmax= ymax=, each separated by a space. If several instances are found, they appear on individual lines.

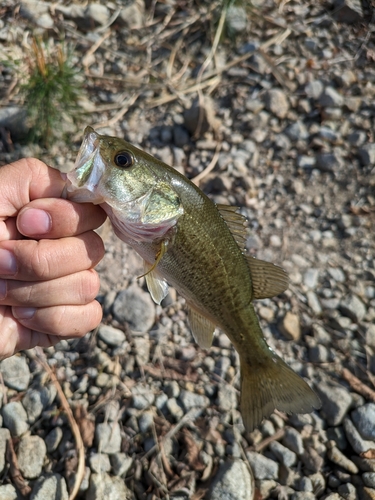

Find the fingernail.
xmin=0 ymin=279 xmax=6 ymax=300
xmin=0 ymin=249 xmax=17 ymax=275
xmin=13 ymin=307 xmax=36 ymax=319
xmin=18 ymin=208 xmax=52 ymax=236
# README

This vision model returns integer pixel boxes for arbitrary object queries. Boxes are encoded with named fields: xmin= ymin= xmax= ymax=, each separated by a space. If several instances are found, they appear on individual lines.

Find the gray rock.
xmin=86 ymin=472 xmax=132 ymax=500
xmin=0 ymin=356 xmax=30 ymax=391
xmin=138 ymin=411 xmax=154 ymax=433
xmin=246 ymin=451 xmax=279 ymax=480
xmin=351 ymin=404 xmax=375 ymax=440
xmin=347 ymin=130 xmax=367 ymax=146
xmin=173 ymin=125 xmax=190 ymax=147
xmin=264 ymin=89 xmax=289 ymax=119
xmin=226 ymin=6 xmax=248 ymax=34
xmin=23 ymin=388 xmax=44 ymax=423
xmin=307 ymin=291 xmax=322 ymax=315
xmin=45 ymin=427 xmax=63 ymax=453
xmin=334 ymin=0 xmax=363 ymax=23
xmin=89 ymin=452 xmax=111 ymax=473
xmin=366 ymin=325 xmax=375 ymax=348
xmin=109 ymin=453 xmax=133 ymax=477
xmin=85 ymin=3 xmax=110 ymax=27
xmin=316 ymin=383 xmax=352 ymax=425
xmin=304 ymin=268 xmax=319 ymax=288
xmin=297 ymin=155 xmax=316 ymax=169
xmin=316 ymin=152 xmax=343 ymax=171
xmin=337 ymin=482 xmax=357 ymax=500
xmin=20 ymin=1 xmax=54 ymax=29
xmin=327 ymin=267 xmax=346 ymax=282
xmin=30 ymin=473 xmax=68 ymax=500
xmin=292 ymin=493 xmax=315 ymax=500
xmin=18 ymin=435 xmax=46 ymax=479
xmin=113 ymin=284 xmax=155 ymax=332
xmin=166 ymin=398 xmax=184 ymax=420
xmin=300 ymin=447 xmax=324 ymax=472
xmin=309 ymin=344 xmax=329 ymax=363
xmin=39 ymin=384 xmax=57 ymax=408
xmin=358 ymin=144 xmax=375 ymax=166
xmin=363 ymin=472 xmax=375 ymax=488
xmin=98 ymin=325 xmax=126 ymax=347
xmin=327 ymin=446 xmax=358 ymax=474
xmin=216 ymin=384 xmax=238 ymax=411
xmin=283 ymin=427 xmax=304 ymax=455
xmin=340 ymin=294 xmax=367 ymax=322
xmin=179 ymin=390 xmax=209 ymax=411
xmin=0 ymin=428 xmax=10 ymax=474
xmin=305 ymin=80 xmax=324 ymax=99
xmin=183 ymin=97 xmax=219 ymax=136
xmin=117 ymin=1 xmax=144 ymax=29
xmin=285 ymin=121 xmax=309 ymax=141
xmin=95 ymin=423 xmax=122 ymax=454
xmin=0 ymin=484 xmax=18 ymax=500
xmin=269 ymin=441 xmax=297 ymax=467
xmin=2 ymin=401 xmax=29 ymax=437
xmin=133 ymin=337 xmax=150 ymax=366
xmin=343 ymin=417 xmax=375 ymax=454
xmin=164 ymin=380 xmax=180 ymax=399
xmin=131 ymin=385 xmax=155 ymax=410
xmin=209 ymin=459 xmax=254 ymax=499
xmin=319 ymin=87 xmax=344 ymax=107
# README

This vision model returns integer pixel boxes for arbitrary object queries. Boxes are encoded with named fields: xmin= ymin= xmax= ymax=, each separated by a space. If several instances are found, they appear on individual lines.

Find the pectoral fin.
xmin=143 ymin=261 xmax=169 ymax=305
xmin=187 ymin=305 xmax=216 ymax=349
xmin=246 ymin=256 xmax=289 ymax=299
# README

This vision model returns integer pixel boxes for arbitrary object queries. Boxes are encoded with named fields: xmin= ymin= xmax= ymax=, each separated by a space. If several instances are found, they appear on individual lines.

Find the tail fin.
xmin=240 ymin=352 xmax=321 ymax=433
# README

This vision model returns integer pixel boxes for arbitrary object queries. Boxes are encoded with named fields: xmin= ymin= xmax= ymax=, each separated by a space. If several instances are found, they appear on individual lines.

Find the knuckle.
xmin=78 ymin=270 xmax=100 ymax=303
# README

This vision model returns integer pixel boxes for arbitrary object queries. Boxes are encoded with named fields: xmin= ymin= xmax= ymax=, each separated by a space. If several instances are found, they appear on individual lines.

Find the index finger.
xmin=17 ymin=198 xmax=107 ymax=239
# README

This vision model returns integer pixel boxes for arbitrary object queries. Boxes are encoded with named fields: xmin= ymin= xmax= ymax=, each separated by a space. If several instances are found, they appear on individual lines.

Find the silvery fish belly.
xmin=65 ymin=126 xmax=321 ymax=432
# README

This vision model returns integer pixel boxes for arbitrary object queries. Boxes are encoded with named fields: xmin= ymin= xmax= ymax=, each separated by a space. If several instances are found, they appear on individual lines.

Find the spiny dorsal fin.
xmin=246 ymin=256 xmax=289 ymax=299
xmin=143 ymin=260 xmax=169 ymax=305
xmin=217 ymin=204 xmax=247 ymax=251
xmin=187 ymin=305 xmax=216 ymax=349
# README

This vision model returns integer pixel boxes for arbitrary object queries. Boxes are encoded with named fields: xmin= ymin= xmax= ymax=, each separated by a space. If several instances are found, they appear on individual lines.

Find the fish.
xmin=64 ymin=126 xmax=321 ymax=432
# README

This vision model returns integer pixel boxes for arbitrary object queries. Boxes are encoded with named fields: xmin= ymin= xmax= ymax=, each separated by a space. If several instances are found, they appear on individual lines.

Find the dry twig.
xmin=342 ymin=368 xmax=375 ymax=402
xmin=6 ymin=438 xmax=31 ymax=497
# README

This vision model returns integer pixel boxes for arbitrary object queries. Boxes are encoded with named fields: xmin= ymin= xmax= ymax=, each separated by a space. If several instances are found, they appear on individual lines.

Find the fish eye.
xmin=114 ymin=151 xmax=134 ymax=168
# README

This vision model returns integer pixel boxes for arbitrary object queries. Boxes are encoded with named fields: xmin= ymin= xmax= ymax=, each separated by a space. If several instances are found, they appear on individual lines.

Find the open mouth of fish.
xmin=63 ymin=127 xmax=107 ymax=204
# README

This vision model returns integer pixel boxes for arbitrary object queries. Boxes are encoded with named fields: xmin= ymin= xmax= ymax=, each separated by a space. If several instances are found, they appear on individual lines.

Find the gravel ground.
xmin=1 ymin=0 xmax=375 ymax=499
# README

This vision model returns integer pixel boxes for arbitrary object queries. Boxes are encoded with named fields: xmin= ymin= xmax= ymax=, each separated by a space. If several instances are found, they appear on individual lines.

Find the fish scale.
xmin=65 ymin=126 xmax=321 ymax=432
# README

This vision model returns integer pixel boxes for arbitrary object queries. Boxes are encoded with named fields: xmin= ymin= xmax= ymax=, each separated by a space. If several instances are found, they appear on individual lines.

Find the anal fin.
xmin=246 ymin=256 xmax=289 ymax=299
xmin=187 ymin=305 xmax=216 ymax=349
xmin=143 ymin=261 xmax=169 ymax=305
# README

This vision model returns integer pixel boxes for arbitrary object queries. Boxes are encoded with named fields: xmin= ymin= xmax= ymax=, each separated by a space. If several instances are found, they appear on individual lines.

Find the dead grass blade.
xmin=34 ymin=347 xmax=85 ymax=500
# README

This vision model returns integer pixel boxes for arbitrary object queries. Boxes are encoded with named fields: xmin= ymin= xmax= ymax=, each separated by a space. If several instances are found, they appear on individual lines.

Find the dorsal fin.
xmin=217 ymin=204 xmax=247 ymax=251
xmin=143 ymin=260 xmax=169 ymax=305
xmin=246 ymin=256 xmax=289 ymax=299
xmin=187 ymin=304 xmax=216 ymax=349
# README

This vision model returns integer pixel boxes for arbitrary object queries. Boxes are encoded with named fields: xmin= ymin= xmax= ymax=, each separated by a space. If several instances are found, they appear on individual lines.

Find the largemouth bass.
xmin=65 ymin=126 xmax=321 ymax=432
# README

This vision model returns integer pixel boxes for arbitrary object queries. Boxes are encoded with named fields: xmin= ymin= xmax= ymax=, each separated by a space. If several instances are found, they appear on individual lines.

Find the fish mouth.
xmin=65 ymin=126 xmax=106 ymax=204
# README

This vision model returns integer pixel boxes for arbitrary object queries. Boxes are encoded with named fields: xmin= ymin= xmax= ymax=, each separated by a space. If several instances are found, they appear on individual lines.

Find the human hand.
xmin=0 ymin=158 xmax=106 ymax=359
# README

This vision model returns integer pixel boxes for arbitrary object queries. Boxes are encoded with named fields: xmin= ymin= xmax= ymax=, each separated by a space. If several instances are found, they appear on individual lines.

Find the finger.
xmin=12 ymin=300 xmax=103 ymax=337
xmin=17 ymin=198 xmax=107 ymax=239
xmin=0 ymin=308 xmax=62 ymax=360
xmin=0 ymin=158 xmax=66 ymax=218
xmin=0 ymin=231 xmax=104 ymax=280
xmin=0 ymin=269 xmax=100 ymax=307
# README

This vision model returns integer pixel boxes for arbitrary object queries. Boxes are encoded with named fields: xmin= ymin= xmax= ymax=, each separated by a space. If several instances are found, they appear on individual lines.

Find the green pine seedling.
xmin=22 ymin=38 xmax=83 ymax=148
